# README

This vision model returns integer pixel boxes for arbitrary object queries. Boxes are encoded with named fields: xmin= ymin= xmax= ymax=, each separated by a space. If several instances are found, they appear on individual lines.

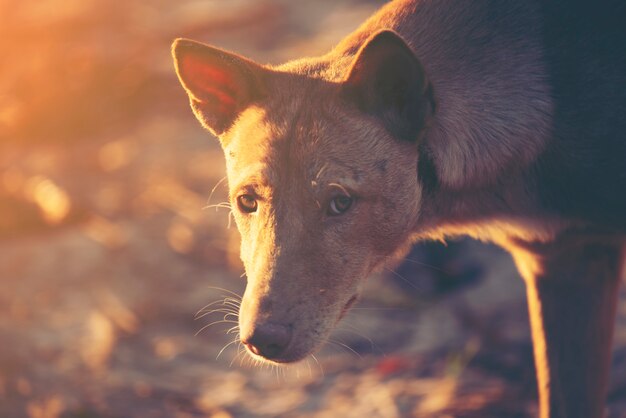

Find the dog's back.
xmin=537 ymin=0 xmax=626 ymax=229
xmin=334 ymin=0 xmax=626 ymax=230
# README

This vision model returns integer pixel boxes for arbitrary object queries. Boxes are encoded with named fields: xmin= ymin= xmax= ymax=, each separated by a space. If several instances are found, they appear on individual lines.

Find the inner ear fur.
xmin=342 ymin=30 xmax=435 ymax=142
xmin=172 ymin=38 xmax=268 ymax=136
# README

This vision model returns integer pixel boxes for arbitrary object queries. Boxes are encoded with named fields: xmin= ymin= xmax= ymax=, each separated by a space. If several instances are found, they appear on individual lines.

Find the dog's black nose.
xmin=242 ymin=322 xmax=292 ymax=359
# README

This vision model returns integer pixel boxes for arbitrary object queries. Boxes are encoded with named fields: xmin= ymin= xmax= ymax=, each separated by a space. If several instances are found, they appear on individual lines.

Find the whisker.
xmin=311 ymin=354 xmax=324 ymax=377
xmin=336 ymin=324 xmax=386 ymax=356
xmin=236 ymin=352 xmax=247 ymax=368
xmin=194 ymin=308 xmax=239 ymax=320
xmin=205 ymin=307 xmax=239 ymax=315
xmin=244 ymin=356 xmax=254 ymax=369
xmin=206 ymin=287 xmax=243 ymax=300
xmin=202 ymin=202 xmax=232 ymax=211
xmin=227 ymin=210 xmax=234 ymax=229
xmin=223 ymin=312 xmax=238 ymax=321
xmin=221 ymin=306 xmax=240 ymax=315
xmin=384 ymin=267 xmax=424 ymax=293
xmin=195 ymin=292 xmax=240 ymax=311
xmin=385 ymin=254 xmax=448 ymax=274
xmin=350 ymin=307 xmax=410 ymax=311
xmin=195 ymin=319 xmax=238 ymax=336
xmin=206 ymin=176 xmax=227 ymax=207
xmin=275 ymin=364 xmax=284 ymax=381
xmin=194 ymin=299 xmax=229 ymax=317
xmin=326 ymin=338 xmax=362 ymax=359
xmin=217 ymin=338 xmax=240 ymax=360
xmin=230 ymin=345 xmax=247 ymax=368
xmin=305 ymin=358 xmax=313 ymax=379
xmin=203 ymin=202 xmax=231 ymax=208
xmin=223 ymin=299 xmax=241 ymax=308
xmin=195 ymin=304 xmax=239 ymax=315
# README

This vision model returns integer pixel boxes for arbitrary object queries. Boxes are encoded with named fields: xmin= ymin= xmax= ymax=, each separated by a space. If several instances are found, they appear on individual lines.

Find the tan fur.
xmin=172 ymin=1 xmax=626 ymax=416
xmin=222 ymin=93 xmax=423 ymax=361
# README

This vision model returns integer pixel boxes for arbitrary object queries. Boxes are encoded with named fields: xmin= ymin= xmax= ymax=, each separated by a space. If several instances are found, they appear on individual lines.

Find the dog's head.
xmin=172 ymin=31 xmax=434 ymax=363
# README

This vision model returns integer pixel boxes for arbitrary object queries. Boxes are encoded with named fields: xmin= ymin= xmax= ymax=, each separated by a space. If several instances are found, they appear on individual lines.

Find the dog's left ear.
xmin=172 ymin=38 xmax=268 ymax=137
xmin=342 ymin=30 xmax=434 ymax=142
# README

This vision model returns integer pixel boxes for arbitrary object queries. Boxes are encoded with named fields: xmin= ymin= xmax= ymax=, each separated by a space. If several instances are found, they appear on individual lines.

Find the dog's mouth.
xmin=242 ymin=293 xmax=360 ymax=364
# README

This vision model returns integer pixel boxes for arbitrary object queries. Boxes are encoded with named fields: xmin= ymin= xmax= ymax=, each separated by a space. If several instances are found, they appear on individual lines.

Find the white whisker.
xmin=195 ymin=319 xmax=238 ymax=336
xmin=206 ymin=176 xmax=227 ymax=207
xmin=206 ymin=287 xmax=243 ymax=300
xmin=327 ymin=338 xmax=362 ymax=359
xmin=217 ymin=338 xmax=240 ymax=360
xmin=194 ymin=307 xmax=239 ymax=320
xmin=311 ymin=354 xmax=324 ymax=377
xmin=384 ymin=267 xmax=424 ymax=293
xmin=226 ymin=325 xmax=240 ymax=335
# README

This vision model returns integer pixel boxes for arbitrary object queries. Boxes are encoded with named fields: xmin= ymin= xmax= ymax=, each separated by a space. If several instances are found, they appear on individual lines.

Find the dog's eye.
xmin=237 ymin=194 xmax=258 ymax=213
xmin=328 ymin=195 xmax=353 ymax=216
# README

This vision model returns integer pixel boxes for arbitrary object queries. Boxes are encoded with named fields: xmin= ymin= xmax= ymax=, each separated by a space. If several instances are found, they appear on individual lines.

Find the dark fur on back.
xmin=536 ymin=0 xmax=626 ymax=229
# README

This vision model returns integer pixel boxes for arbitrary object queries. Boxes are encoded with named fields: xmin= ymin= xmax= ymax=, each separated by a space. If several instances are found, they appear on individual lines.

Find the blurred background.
xmin=1 ymin=0 xmax=625 ymax=417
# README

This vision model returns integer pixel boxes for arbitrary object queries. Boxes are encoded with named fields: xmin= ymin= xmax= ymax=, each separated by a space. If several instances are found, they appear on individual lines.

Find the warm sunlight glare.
xmin=26 ymin=177 xmax=71 ymax=225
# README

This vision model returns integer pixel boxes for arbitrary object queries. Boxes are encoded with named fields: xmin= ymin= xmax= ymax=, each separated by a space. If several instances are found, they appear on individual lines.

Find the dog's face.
xmin=173 ymin=31 xmax=433 ymax=363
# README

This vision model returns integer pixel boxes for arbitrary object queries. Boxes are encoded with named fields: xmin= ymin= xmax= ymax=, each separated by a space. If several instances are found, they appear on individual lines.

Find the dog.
xmin=172 ymin=0 xmax=626 ymax=416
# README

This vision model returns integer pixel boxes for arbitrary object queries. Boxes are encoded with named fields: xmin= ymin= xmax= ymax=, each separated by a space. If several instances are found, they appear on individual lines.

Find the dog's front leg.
xmin=509 ymin=236 xmax=624 ymax=418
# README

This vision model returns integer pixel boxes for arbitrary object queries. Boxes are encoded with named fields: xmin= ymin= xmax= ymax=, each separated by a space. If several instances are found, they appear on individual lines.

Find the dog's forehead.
xmin=223 ymin=86 xmax=389 ymax=193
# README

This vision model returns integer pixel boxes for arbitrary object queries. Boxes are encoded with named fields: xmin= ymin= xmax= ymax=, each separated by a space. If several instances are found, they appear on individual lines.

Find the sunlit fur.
xmin=222 ymin=92 xmax=422 ymax=361
xmin=174 ymin=1 xmax=626 ymax=415
xmin=172 ymin=0 xmax=558 ymax=364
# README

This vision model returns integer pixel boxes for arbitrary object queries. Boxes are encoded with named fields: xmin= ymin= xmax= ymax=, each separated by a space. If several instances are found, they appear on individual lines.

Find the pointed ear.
xmin=172 ymin=38 xmax=268 ymax=136
xmin=342 ymin=30 xmax=435 ymax=142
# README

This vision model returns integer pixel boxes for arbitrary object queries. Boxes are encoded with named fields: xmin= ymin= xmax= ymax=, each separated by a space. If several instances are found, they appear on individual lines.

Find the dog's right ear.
xmin=342 ymin=30 xmax=434 ymax=142
xmin=172 ymin=39 xmax=268 ymax=137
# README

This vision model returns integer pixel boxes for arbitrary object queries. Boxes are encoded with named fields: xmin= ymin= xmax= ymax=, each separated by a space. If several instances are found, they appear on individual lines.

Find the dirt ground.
xmin=1 ymin=1 xmax=626 ymax=417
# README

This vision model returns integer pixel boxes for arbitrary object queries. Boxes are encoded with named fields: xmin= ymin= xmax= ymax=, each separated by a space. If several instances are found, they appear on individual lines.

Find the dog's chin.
xmin=244 ymin=340 xmax=321 ymax=364
xmin=245 ymin=349 xmax=308 ymax=365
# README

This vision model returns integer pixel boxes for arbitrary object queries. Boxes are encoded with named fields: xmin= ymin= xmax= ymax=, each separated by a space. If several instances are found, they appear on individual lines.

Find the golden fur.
xmin=172 ymin=1 xmax=626 ymax=416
